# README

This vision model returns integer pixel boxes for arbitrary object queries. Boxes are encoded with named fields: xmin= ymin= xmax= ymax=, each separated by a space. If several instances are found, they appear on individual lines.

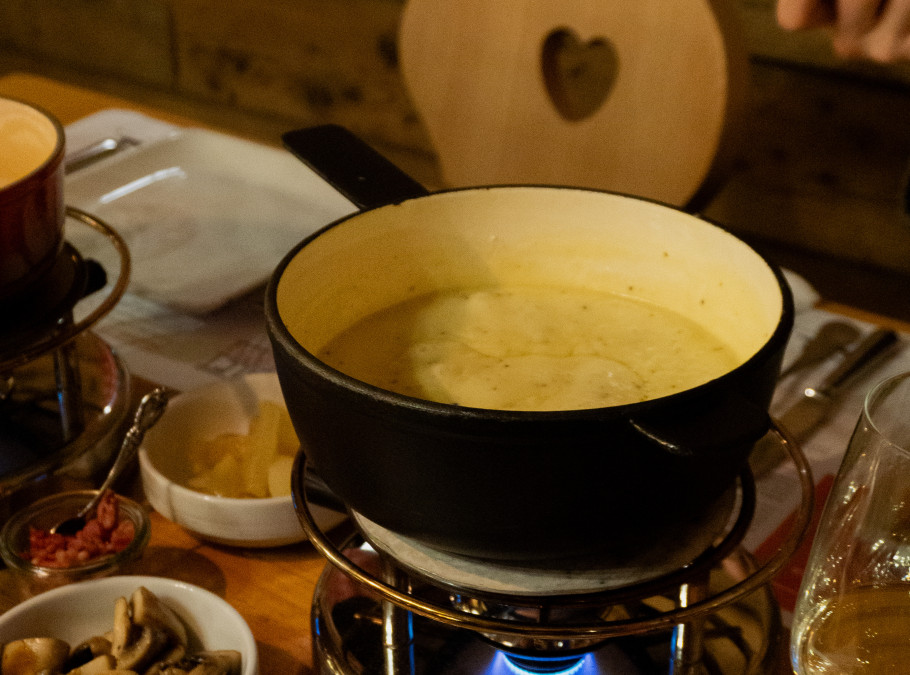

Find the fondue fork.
xmin=778 ymin=320 xmax=860 ymax=380
xmin=752 ymin=327 xmax=899 ymax=477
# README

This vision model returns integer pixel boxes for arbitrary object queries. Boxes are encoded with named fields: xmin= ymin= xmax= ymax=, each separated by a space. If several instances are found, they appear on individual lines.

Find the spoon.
xmin=51 ymin=387 xmax=170 ymax=536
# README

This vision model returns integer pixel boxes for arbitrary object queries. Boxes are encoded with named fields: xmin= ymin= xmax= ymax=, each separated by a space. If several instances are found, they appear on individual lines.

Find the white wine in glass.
xmin=791 ymin=371 xmax=910 ymax=674
xmin=797 ymin=585 xmax=910 ymax=672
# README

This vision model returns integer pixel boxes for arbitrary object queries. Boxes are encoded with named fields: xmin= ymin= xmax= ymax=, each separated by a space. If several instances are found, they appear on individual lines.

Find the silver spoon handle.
xmin=77 ymin=387 xmax=170 ymax=519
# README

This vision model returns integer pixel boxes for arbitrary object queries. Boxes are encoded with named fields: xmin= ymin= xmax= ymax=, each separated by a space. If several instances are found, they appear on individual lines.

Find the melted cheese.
xmin=317 ymin=287 xmax=738 ymax=411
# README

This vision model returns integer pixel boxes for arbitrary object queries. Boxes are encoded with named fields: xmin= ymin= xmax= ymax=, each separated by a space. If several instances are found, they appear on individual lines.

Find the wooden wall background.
xmin=1 ymin=0 xmax=908 ymax=319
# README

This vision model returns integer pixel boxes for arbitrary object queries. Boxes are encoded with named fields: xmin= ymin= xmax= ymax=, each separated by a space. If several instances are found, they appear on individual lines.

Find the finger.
xmin=777 ymin=0 xmax=838 ymax=29
xmin=861 ymin=0 xmax=910 ymax=61
xmin=831 ymin=0 xmax=886 ymax=54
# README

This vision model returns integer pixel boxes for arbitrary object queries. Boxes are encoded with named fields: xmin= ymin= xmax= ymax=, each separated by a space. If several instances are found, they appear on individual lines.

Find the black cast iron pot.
xmin=265 ymin=125 xmax=793 ymax=562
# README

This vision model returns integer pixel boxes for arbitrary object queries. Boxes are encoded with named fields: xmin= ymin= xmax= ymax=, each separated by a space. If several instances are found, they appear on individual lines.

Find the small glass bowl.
xmin=0 ymin=490 xmax=150 ymax=599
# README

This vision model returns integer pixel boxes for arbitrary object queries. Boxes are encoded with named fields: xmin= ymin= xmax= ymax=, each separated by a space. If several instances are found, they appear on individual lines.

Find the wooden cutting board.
xmin=398 ymin=0 xmax=749 ymax=210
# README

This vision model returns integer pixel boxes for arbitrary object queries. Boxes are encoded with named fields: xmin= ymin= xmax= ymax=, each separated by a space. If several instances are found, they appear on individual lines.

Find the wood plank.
xmin=2 ymin=0 xmax=909 ymax=311
xmin=171 ymin=0 xmax=429 ymax=151
xmin=0 ymin=0 xmax=173 ymax=87
xmin=705 ymin=61 xmax=910 ymax=276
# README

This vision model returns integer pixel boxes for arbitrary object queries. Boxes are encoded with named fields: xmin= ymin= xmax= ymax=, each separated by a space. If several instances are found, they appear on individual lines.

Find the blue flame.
xmin=489 ymin=651 xmax=595 ymax=675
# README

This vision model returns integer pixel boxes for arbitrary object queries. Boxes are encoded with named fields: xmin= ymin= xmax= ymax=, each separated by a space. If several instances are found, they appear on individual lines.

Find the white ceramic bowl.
xmin=0 ymin=574 xmax=258 ymax=675
xmin=139 ymin=373 xmax=346 ymax=547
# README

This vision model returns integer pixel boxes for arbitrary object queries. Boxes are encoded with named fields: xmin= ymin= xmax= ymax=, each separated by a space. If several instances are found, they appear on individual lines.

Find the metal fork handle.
xmin=65 ymin=136 xmax=140 ymax=174
xmin=812 ymin=327 xmax=899 ymax=398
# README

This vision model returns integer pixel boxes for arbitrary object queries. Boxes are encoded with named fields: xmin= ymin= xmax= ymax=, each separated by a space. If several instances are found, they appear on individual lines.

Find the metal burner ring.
xmin=294 ymin=423 xmax=814 ymax=642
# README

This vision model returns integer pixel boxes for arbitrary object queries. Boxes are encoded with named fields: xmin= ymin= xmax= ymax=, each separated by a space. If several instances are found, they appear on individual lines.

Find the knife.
xmin=751 ymin=326 xmax=899 ymax=476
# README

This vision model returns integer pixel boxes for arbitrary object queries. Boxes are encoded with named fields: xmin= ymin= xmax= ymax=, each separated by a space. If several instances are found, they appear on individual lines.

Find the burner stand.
xmin=0 ymin=208 xmax=131 ymax=503
xmin=312 ymin=545 xmax=783 ymax=675
xmin=0 ymin=332 xmax=131 ymax=503
xmin=297 ymin=425 xmax=814 ymax=674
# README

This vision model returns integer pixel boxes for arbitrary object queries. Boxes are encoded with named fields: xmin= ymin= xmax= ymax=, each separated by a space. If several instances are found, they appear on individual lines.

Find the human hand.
xmin=776 ymin=0 xmax=910 ymax=62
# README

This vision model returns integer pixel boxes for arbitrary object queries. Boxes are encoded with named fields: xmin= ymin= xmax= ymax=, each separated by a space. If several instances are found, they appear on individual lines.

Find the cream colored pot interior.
xmin=0 ymin=98 xmax=61 ymax=190
xmin=277 ymin=188 xmax=783 ymax=371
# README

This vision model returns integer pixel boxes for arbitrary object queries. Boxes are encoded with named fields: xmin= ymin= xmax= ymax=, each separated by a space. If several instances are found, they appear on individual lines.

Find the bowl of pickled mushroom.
xmin=138 ymin=373 xmax=346 ymax=547
xmin=0 ymin=575 xmax=257 ymax=674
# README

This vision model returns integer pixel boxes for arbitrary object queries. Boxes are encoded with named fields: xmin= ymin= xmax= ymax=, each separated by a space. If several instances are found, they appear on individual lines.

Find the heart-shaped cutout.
xmin=541 ymin=28 xmax=619 ymax=122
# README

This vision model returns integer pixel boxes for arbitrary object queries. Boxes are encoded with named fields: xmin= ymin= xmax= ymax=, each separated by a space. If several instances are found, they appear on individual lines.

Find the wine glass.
xmin=791 ymin=370 xmax=910 ymax=674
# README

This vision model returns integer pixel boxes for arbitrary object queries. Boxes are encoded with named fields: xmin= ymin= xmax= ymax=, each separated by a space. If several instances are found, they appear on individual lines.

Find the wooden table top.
xmin=2 ymin=71 xmax=907 ymax=675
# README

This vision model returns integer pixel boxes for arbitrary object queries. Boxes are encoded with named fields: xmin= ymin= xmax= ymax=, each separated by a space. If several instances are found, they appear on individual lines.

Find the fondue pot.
xmin=0 ymin=97 xmax=65 ymax=307
xmin=265 ymin=125 xmax=793 ymax=561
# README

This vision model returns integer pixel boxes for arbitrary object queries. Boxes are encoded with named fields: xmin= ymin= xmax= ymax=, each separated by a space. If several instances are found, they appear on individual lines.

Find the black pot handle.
xmin=627 ymin=398 xmax=771 ymax=457
xmin=282 ymin=124 xmax=430 ymax=210
xmin=302 ymin=468 xmax=349 ymax=513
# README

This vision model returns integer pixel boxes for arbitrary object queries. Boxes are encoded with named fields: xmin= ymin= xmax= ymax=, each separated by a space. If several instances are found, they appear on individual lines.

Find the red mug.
xmin=0 ymin=96 xmax=65 ymax=305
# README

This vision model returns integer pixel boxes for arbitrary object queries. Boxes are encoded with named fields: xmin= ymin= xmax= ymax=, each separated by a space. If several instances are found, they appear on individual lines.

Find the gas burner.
xmin=296 ymin=425 xmax=814 ymax=674
xmin=312 ymin=544 xmax=782 ymax=675
xmin=0 ymin=208 xmax=131 ymax=503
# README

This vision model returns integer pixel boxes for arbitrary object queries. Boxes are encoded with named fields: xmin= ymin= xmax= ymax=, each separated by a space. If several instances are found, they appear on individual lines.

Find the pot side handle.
xmin=282 ymin=124 xmax=430 ymax=210
xmin=627 ymin=399 xmax=771 ymax=457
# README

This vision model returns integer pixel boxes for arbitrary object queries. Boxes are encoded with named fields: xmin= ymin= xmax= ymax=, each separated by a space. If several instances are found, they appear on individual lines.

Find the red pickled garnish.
xmin=25 ymin=491 xmax=137 ymax=568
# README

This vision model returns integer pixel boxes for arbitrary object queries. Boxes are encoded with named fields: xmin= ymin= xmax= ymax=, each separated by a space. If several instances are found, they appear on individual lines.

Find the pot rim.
xmin=0 ymin=95 xmax=65 ymax=204
xmin=265 ymin=184 xmax=794 ymax=421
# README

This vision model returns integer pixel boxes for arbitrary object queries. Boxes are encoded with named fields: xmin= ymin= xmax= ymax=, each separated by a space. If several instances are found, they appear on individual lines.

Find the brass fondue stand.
xmin=0 ymin=208 xmax=131 ymax=502
xmin=296 ymin=426 xmax=813 ymax=675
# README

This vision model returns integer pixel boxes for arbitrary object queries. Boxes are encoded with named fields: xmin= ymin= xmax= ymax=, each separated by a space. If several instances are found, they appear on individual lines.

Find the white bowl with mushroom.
xmin=0 ymin=574 xmax=257 ymax=675
xmin=138 ymin=373 xmax=347 ymax=547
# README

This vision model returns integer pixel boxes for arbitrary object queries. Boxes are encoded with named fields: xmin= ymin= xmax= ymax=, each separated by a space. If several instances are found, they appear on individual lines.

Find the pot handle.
xmin=302 ymin=468 xmax=349 ymax=513
xmin=627 ymin=398 xmax=771 ymax=457
xmin=282 ymin=124 xmax=430 ymax=210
